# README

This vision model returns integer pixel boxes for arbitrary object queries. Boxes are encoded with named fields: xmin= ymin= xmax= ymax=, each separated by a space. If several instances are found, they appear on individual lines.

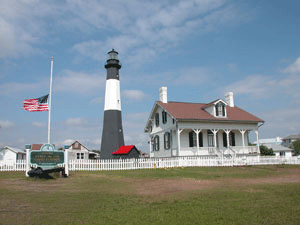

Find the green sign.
xmin=30 ymin=151 xmax=64 ymax=166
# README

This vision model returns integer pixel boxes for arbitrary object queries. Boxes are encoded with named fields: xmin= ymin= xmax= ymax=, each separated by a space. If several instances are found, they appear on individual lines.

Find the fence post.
xmin=25 ymin=147 xmax=30 ymax=177
xmin=64 ymin=149 xmax=69 ymax=176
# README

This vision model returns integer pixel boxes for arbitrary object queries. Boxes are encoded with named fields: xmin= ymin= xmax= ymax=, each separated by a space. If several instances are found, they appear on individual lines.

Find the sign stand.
xmin=25 ymin=144 xmax=69 ymax=178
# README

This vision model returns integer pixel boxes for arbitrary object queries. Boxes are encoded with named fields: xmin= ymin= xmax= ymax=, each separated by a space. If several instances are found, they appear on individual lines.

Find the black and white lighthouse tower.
xmin=100 ymin=49 xmax=125 ymax=159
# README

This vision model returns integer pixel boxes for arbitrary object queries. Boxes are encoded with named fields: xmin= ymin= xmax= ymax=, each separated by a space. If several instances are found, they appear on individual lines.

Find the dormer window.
xmin=215 ymin=102 xmax=226 ymax=117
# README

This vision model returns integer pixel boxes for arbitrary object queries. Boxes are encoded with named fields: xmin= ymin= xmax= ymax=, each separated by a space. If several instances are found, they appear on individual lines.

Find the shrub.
xmin=260 ymin=145 xmax=275 ymax=156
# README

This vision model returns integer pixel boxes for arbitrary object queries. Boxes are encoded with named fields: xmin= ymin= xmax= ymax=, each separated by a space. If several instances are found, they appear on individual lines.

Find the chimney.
xmin=225 ymin=92 xmax=234 ymax=107
xmin=159 ymin=86 xmax=168 ymax=103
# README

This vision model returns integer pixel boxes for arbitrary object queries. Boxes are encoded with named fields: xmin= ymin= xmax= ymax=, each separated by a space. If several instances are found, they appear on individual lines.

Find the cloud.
xmin=90 ymin=97 xmax=103 ymax=104
xmin=63 ymin=117 xmax=89 ymax=127
xmin=54 ymin=70 xmax=106 ymax=95
xmin=0 ymin=120 xmax=15 ymax=128
xmin=225 ymin=57 xmax=300 ymax=100
xmin=124 ymin=67 xmax=211 ymax=87
xmin=1 ymin=0 xmax=246 ymax=63
xmin=283 ymin=57 xmax=300 ymax=73
xmin=122 ymin=90 xmax=148 ymax=101
xmin=32 ymin=122 xmax=46 ymax=127
xmin=225 ymin=75 xmax=276 ymax=98
xmin=70 ymin=0 xmax=242 ymax=65
xmin=62 ymin=139 xmax=74 ymax=146
xmin=0 ymin=81 xmax=46 ymax=95
xmin=259 ymin=108 xmax=300 ymax=137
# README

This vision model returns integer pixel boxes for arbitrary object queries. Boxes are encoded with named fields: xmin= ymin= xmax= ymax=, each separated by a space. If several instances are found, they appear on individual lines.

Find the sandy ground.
xmin=2 ymin=169 xmax=300 ymax=196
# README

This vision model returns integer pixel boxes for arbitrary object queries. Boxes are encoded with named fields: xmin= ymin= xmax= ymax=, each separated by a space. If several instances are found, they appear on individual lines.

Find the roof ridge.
xmin=158 ymin=100 xmax=207 ymax=104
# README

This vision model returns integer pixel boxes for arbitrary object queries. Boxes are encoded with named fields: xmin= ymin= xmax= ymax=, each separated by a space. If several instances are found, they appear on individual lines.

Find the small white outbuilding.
xmin=0 ymin=146 xmax=26 ymax=162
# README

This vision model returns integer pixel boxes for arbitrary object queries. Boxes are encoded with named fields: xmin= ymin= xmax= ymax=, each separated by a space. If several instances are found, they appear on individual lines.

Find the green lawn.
xmin=0 ymin=165 xmax=299 ymax=225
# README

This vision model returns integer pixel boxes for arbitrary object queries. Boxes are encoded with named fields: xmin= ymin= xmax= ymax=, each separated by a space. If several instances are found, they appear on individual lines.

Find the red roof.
xmin=156 ymin=101 xmax=264 ymax=122
xmin=112 ymin=145 xmax=136 ymax=155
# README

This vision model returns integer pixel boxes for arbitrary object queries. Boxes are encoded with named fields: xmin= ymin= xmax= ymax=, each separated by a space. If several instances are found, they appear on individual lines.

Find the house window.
xmin=162 ymin=110 xmax=167 ymax=124
xmin=189 ymin=131 xmax=203 ymax=147
xmin=173 ymin=119 xmax=175 ymax=124
xmin=223 ymin=132 xmax=227 ymax=147
xmin=154 ymin=135 xmax=160 ymax=151
xmin=77 ymin=153 xmax=80 ymax=159
xmin=81 ymin=153 xmax=84 ymax=159
xmin=208 ymin=130 xmax=214 ymax=147
xmin=215 ymin=103 xmax=225 ymax=117
xmin=280 ymin=151 xmax=285 ymax=156
xmin=229 ymin=132 xmax=236 ymax=146
xmin=155 ymin=113 xmax=159 ymax=127
xmin=199 ymin=132 xmax=203 ymax=147
xmin=189 ymin=131 xmax=197 ymax=147
xmin=164 ymin=132 xmax=171 ymax=150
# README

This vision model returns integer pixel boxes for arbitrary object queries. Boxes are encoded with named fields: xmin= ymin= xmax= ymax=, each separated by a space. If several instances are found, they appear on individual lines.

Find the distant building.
xmin=66 ymin=141 xmax=100 ymax=160
xmin=282 ymin=134 xmax=300 ymax=148
xmin=262 ymin=143 xmax=293 ymax=157
xmin=254 ymin=137 xmax=282 ymax=145
xmin=31 ymin=144 xmax=56 ymax=150
xmin=66 ymin=141 xmax=90 ymax=160
xmin=0 ymin=146 xmax=26 ymax=161
xmin=145 ymin=87 xmax=264 ymax=158
xmin=112 ymin=145 xmax=140 ymax=159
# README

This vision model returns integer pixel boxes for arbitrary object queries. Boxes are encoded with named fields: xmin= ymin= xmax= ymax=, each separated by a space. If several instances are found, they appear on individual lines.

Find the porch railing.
xmin=176 ymin=146 xmax=258 ymax=157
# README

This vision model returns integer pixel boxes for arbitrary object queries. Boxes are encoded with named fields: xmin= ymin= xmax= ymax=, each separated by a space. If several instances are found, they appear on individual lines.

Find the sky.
xmin=1 ymin=0 xmax=300 ymax=152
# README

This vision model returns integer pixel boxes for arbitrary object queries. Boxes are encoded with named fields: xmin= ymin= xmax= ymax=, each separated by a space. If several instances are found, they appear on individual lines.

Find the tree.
xmin=260 ymin=145 xmax=275 ymax=156
xmin=292 ymin=139 xmax=300 ymax=156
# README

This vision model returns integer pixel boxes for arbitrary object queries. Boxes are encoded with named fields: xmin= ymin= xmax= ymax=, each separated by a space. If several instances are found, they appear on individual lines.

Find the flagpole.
xmin=48 ymin=56 xmax=53 ymax=144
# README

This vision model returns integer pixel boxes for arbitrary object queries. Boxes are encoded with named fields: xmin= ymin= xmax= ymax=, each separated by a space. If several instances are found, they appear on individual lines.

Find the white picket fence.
xmin=1 ymin=156 xmax=300 ymax=172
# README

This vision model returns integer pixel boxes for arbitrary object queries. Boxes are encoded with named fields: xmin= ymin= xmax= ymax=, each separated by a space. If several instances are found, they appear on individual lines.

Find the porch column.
xmin=193 ymin=129 xmax=202 ymax=151
xmin=211 ymin=129 xmax=219 ymax=149
xmin=224 ymin=129 xmax=231 ymax=149
xmin=255 ymin=129 xmax=260 ymax=154
xmin=239 ymin=129 xmax=246 ymax=148
xmin=177 ymin=129 xmax=183 ymax=155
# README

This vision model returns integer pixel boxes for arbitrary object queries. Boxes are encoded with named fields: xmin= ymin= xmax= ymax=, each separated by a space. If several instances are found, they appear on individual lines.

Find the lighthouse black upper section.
xmin=105 ymin=49 xmax=121 ymax=80
xmin=106 ymin=66 xmax=120 ymax=80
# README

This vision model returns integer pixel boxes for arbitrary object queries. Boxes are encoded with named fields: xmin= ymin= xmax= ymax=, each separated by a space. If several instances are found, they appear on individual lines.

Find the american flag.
xmin=23 ymin=94 xmax=49 ymax=112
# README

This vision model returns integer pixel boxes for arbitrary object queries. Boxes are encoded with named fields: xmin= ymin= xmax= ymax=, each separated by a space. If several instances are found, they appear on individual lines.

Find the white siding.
xmin=150 ymin=106 xmax=176 ymax=157
xmin=0 ymin=149 xmax=16 ymax=161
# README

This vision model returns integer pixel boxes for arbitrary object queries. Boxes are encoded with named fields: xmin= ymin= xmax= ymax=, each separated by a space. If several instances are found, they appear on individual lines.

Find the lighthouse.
xmin=100 ymin=49 xmax=125 ymax=159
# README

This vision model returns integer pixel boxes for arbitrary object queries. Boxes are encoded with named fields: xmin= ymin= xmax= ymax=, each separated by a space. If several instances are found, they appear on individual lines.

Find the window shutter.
xmin=155 ymin=113 xmax=159 ymax=127
xmin=199 ymin=132 xmax=203 ymax=147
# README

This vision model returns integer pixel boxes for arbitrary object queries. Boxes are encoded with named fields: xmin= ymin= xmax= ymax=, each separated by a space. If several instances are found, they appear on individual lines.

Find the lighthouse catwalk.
xmin=100 ymin=49 xmax=125 ymax=159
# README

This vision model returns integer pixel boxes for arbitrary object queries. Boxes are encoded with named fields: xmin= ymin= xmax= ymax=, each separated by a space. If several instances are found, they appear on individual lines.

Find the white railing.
xmin=1 ymin=156 xmax=300 ymax=172
xmin=232 ymin=146 xmax=258 ymax=154
xmin=0 ymin=160 xmax=27 ymax=171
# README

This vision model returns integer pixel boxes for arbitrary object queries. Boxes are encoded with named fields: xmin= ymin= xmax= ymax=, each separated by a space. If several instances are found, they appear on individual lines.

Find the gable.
xmin=144 ymin=103 xmax=175 ymax=132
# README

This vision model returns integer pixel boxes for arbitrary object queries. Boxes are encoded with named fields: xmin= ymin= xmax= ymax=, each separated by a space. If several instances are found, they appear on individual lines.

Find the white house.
xmin=262 ymin=143 xmax=293 ymax=158
xmin=144 ymin=87 xmax=264 ymax=158
xmin=0 ymin=146 xmax=26 ymax=162
xmin=66 ymin=141 xmax=90 ymax=160
xmin=282 ymin=134 xmax=300 ymax=148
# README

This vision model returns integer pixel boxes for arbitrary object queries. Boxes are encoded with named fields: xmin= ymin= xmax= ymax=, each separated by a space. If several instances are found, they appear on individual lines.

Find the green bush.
xmin=292 ymin=139 xmax=300 ymax=156
xmin=260 ymin=145 xmax=275 ymax=156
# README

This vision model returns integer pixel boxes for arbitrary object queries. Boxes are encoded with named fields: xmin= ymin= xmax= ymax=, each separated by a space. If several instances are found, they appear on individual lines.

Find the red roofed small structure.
xmin=145 ymin=87 xmax=264 ymax=158
xmin=112 ymin=145 xmax=140 ymax=159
